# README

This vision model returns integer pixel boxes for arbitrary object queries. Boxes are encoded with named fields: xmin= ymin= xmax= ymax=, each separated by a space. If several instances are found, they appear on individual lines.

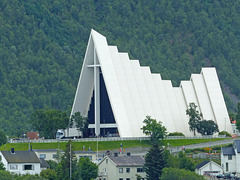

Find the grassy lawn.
xmin=0 ymin=138 xmax=228 ymax=151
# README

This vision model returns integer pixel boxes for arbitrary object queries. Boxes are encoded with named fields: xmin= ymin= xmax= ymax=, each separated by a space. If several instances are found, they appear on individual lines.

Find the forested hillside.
xmin=0 ymin=0 xmax=240 ymax=136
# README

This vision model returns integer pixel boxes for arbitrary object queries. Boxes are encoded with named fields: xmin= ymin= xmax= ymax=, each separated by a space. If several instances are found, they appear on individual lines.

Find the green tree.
xmin=178 ymin=151 xmax=195 ymax=171
xmin=70 ymin=112 xmax=88 ymax=138
xmin=236 ymin=102 xmax=240 ymax=131
xmin=40 ymin=168 xmax=57 ymax=180
xmin=0 ymin=156 xmax=5 ymax=171
xmin=30 ymin=109 xmax=69 ymax=139
xmin=56 ymin=140 xmax=77 ymax=180
xmin=165 ymin=151 xmax=180 ymax=169
xmin=197 ymin=120 xmax=219 ymax=135
xmin=0 ymin=131 xmax=7 ymax=146
xmin=186 ymin=103 xmax=202 ymax=136
xmin=160 ymin=167 xmax=205 ymax=180
xmin=144 ymin=143 xmax=167 ymax=180
xmin=46 ymin=160 xmax=58 ymax=170
xmin=0 ymin=170 xmax=16 ymax=179
xmin=76 ymin=157 xmax=98 ymax=180
xmin=141 ymin=116 xmax=167 ymax=143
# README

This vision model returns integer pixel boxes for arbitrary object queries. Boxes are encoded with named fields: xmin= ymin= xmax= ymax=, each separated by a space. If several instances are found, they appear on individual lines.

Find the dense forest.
xmin=0 ymin=0 xmax=240 ymax=136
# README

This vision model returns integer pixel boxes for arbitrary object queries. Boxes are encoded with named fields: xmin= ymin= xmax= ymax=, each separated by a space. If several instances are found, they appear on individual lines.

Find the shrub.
xmin=219 ymin=131 xmax=231 ymax=137
xmin=168 ymin=132 xmax=185 ymax=136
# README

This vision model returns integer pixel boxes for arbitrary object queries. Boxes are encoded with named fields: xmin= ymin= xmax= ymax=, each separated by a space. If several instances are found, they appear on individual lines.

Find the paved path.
xmin=107 ymin=138 xmax=240 ymax=156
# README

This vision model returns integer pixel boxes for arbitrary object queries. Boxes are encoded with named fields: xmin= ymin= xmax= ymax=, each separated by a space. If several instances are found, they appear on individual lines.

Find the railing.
xmin=9 ymin=135 xmax=227 ymax=143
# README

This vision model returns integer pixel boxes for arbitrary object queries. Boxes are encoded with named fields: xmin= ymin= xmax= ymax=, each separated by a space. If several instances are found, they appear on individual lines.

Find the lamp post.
xmin=209 ymin=124 xmax=215 ymax=180
xmin=97 ymin=134 xmax=99 ymax=162
xmin=70 ymin=143 xmax=72 ymax=180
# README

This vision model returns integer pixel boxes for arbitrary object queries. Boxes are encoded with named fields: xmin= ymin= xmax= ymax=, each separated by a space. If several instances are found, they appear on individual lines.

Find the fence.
xmin=9 ymin=135 xmax=227 ymax=144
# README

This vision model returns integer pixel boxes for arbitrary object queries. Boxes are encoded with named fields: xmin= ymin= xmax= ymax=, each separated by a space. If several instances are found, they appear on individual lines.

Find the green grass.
xmin=0 ymin=138 xmax=228 ymax=152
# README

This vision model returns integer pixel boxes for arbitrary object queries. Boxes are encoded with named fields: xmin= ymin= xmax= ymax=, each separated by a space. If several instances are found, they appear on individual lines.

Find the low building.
xmin=195 ymin=160 xmax=223 ymax=177
xmin=34 ymin=149 xmax=100 ymax=163
xmin=221 ymin=140 xmax=240 ymax=176
xmin=34 ymin=149 xmax=63 ymax=162
xmin=74 ymin=150 xmax=98 ymax=162
xmin=27 ymin=132 xmax=39 ymax=140
xmin=0 ymin=148 xmax=41 ymax=175
xmin=97 ymin=153 xmax=146 ymax=180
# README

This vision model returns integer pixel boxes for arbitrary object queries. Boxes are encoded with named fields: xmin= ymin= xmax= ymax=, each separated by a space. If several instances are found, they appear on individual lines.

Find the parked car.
xmin=216 ymin=174 xmax=224 ymax=179
xmin=224 ymin=173 xmax=235 ymax=179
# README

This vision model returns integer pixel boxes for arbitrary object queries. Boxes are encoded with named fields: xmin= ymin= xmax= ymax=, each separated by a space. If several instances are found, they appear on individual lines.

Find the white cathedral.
xmin=70 ymin=29 xmax=232 ymax=137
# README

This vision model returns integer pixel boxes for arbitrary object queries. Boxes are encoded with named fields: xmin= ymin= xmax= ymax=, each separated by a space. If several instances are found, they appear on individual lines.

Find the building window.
xmin=23 ymin=165 xmax=34 ymax=170
xmin=10 ymin=165 xmax=18 ymax=170
xmin=126 ymin=178 xmax=130 ymax=180
xmin=53 ymin=154 xmax=57 ymax=159
xmin=79 ymin=155 xmax=92 ymax=160
xmin=126 ymin=168 xmax=130 ymax=173
xmin=119 ymin=179 xmax=123 ymax=180
xmin=87 ymin=156 xmax=92 ymax=160
xmin=226 ymin=162 xmax=228 ymax=172
xmin=228 ymin=155 xmax=232 ymax=160
xmin=137 ymin=168 xmax=144 ymax=172
xmin=106 ymin=159 xmax=108 ymax=164
xmin=40 ymin=154 xmax=46 ymax=159
xmin=119 ymin=168 xmax=123 ymax=173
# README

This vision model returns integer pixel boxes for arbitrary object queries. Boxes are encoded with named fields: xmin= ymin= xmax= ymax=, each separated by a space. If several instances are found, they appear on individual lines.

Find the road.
xmin=117 ymin=138 xmax=240 ymax=155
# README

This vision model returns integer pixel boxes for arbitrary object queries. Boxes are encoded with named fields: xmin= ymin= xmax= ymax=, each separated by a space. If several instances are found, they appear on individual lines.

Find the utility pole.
xmin=70 ymin=143 xmax=72 ymax=179
xmin=97 ymin=134 xmax=99 ymax=162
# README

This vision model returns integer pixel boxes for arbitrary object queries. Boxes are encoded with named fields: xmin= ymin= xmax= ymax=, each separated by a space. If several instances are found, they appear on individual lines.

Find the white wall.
xmin=221 ymin=151 xmax=236 ymax=173
xmin=196 ymin=161 xmax=223 ymax=176
xmin=98 ymin=157 xmax=146 ymax=180
xmin=8 ymin=163 xmax=41 ymax=175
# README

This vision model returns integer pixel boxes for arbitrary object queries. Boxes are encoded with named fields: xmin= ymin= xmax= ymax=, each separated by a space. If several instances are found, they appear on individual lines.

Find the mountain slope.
xmin=0 ymin=0 xmax=239 ymax=136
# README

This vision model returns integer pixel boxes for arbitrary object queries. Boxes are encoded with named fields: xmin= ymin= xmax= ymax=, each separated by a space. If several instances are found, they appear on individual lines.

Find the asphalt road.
xmin=114 ymin=138 xmax=240 ymax=155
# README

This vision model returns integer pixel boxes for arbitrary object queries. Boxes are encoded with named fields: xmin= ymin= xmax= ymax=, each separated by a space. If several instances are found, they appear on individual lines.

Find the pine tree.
xmin=143 ymin=143 xmax=167 ymax=180
xmin=56 ymin=140 xmax=77 ymax=180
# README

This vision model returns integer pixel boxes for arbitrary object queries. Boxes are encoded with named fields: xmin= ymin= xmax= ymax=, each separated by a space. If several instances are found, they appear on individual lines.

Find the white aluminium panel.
xmin=191 ymin=74 xmax=215 ymax=121
xmin=162 ymin=81 xmax=182 ymax=133
xmin=140 ymin=67 xmax=159 ymax=119
xmin=180 ymin=81 xmax=200 ymax=109
xmin=108 ymin=47 xmax=134 ymax=136
xmin=129 ymin=60 xmax=152 ymax=136
xmin=71 ymin=37 xmax=95 ymax=117
xmin=140 ymin=68 xmax=167 ymax=131
xmin=152 ymin=74 xmax=176 ymax=132
xmin=129 ymin=60 xmax=147 ymax=136
xmin=201 ymin=68 xmax=232 ymax=133
xmin=118 ymin=53 xmax=141 ymax=136
xmin=91 ymin=30 xmax=132 ymax=137
xmin=173 ymin=88 xmax=192 ymax=136
xmin=132 ymin=65 xmax=155 ymax=123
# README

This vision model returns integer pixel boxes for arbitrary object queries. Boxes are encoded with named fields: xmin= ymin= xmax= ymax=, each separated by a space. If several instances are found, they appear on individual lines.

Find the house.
xmin=34 ymin=149 xmax=100 ymax=163
xmin=0 ymin=148 xmax=41 ymax=175
xmin=97 ymin=153 xmax=146 ymax=180
xmin=27 ymin=132 xmax=39 ymax=140
xmin=195 ymin=160 xmax=223 ymax=176
xmin=74 ymin=150 xmax=98 ymax=162
xmin=34 ymin=149 xmax=63 ymax=162
xmin=221 ymin=140 xmax=240 ymax=176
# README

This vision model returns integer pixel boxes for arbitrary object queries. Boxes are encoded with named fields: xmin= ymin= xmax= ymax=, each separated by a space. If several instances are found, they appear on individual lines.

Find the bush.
xmin=168 ymin=132 xmax=185 ymax=136
xmin=219 ymin=131 xmax=231 ymax=137
xmin=160 ymin=167 xmax=205 ymax=180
